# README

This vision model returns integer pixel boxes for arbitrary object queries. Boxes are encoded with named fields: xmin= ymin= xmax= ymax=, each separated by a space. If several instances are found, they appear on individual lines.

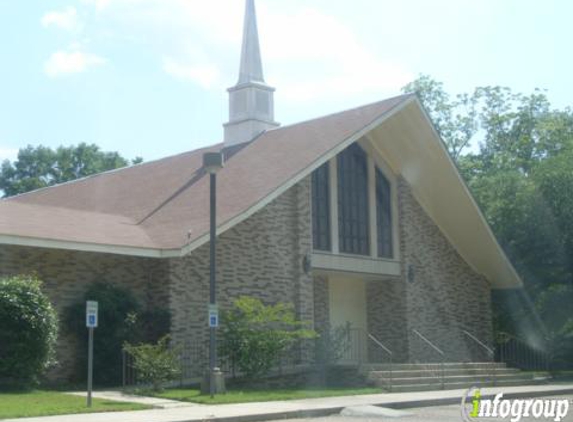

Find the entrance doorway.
xmin=328 ymin=276 xmax=368 ymax=363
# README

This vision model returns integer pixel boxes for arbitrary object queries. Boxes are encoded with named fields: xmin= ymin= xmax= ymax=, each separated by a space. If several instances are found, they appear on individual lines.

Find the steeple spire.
xmin=238 ymin=0 xmax=264 ymax=84
xmin=224 ymin=0 xmax=279 ymax=147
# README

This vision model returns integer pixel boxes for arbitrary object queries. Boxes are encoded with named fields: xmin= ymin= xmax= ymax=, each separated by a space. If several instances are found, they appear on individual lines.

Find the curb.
xmin=387 ymin=387 xmax=573 ymax=410
xmin=165 ymin=387 xmax=573 ymax=422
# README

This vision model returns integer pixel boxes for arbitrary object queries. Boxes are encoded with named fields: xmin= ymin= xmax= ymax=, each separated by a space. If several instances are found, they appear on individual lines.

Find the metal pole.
xmin=87 ymin=327 xmax=94 ymax=407
xmin=209 ymin=172 xmax=217 ymax=398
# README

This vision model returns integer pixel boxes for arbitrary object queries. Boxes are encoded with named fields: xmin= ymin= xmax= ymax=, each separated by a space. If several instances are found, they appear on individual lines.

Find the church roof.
xmin=0 ymin=95 xmax=406 ymax=253
xmin=0 ymin=93 xmax=522 ymax=288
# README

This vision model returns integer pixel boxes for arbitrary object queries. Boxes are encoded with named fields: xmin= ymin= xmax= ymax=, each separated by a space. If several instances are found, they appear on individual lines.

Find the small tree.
xmin=65 ymin=282 xmax=171 ymax=385
xmin=0 ymin=275 xmax=58 ymax=388
xmin=65 ymin=282 xmax=140 ymax=385
xmin=123 ymin=336 xmax=181 ymax=392
xmin=220 ymin=296 xmax=316 ymax=379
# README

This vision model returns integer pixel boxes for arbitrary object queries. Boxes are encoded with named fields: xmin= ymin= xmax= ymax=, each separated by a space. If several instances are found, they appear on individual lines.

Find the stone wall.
xmin=0 ymin=245 xmax=168 ymax=381
xmin=168 ymin=177 xmax=313 ymax=376
xmin=366 ymin=279 xmax=408 ymax=363
xmin=397 ymin=177 xmax=493 ymax=363
xmin=313 ymin=275 xmax=329 ymax=335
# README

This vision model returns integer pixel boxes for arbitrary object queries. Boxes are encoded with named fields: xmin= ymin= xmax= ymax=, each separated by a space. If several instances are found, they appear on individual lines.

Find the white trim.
xmin=412 ymin=97 xmax=523 ymax=287
xmin=329 ymin=158 xmax=339 ymax=254
xmin=0 ymin=235 xmax=180 ymax=258
xmin=360 ymin=137 xmax=401 ymax=261
xmin=312 ymin=252 xmax=401 ymax=278
xmin=367 ymin=154 xmax=377 ymax=258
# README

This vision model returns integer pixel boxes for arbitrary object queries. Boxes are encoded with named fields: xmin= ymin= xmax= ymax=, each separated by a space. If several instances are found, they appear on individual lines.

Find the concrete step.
xmin=367 ymin=368 xmax=520 ymax=378
xmin=361 ymin=362 xmax=508 ymax=372
xmin=370 ymin=373 xmax=536 ymax=387
xmin=383 ymin=378 xmax=546 ymax=393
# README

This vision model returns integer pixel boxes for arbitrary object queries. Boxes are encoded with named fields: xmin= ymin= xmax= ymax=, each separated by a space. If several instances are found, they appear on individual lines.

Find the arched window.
xmin=376 ymin=168 xmax=393 ymax=258
xmin=311 ymin=162 xmax=331 ymax=251
xmin=337 ymin=143 xmax=369 ymax=255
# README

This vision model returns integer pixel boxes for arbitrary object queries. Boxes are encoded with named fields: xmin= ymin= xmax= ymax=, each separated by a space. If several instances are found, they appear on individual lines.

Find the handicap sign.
xmin=86 ymin=301 xmax=98 ymax=328
xmin=208 ymin=304 xmax=219 ymax=328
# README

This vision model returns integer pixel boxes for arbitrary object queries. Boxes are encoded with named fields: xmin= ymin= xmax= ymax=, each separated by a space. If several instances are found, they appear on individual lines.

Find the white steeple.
xmin=224 ymin=0 xmax=279 ymax=147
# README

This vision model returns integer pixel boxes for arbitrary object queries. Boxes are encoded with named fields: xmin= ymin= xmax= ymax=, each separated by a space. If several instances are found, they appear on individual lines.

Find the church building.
xmin=0 ymin=0 xmax=523 ymax=386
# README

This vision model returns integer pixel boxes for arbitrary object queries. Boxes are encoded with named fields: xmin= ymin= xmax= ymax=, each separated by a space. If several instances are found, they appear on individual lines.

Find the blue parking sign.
xmin=86 ymin=301 xmax=98 ymax=328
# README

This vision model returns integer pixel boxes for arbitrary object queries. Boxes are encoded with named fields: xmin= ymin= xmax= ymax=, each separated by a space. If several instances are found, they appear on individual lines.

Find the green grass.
xmin=152 ymin=386 xmax=383 ymax=405
xmin=0 ymin=390 xmax=150 ymax=419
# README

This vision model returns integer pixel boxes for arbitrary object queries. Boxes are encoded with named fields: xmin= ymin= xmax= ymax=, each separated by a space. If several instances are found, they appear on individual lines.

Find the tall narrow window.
xmin=376 ymin=168 xmax=393 ymax=258
xmin=312 ymin=162 xmax=331 ymax=251
xmin=337 ymin=143 xmax=369 ymax=255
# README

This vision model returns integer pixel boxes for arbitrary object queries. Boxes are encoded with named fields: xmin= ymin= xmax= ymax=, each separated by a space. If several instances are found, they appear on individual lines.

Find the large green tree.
xmin=403 ymin=76 xmax=573 ymax=366
xmin=0 ymin=143 xmax=142 ymax=197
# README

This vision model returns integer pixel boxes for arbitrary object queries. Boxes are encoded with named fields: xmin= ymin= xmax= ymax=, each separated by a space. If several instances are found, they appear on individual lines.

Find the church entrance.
xmin=328 ymin=276 xmax=368 ymax=363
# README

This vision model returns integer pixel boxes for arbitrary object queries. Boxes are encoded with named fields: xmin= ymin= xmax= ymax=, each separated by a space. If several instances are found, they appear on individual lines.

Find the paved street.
xmin=266 ymin=395 xmax=573 ymax=422
xmin=4 ymin=386 xmax=572 ymax=422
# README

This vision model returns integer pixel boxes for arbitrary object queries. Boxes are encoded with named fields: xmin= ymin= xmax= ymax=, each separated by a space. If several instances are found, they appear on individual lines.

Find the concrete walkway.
xmin=3 ymin=384 xmax=573 ymax=422
xmin=66 ymin=390 xmax=196 ymax=409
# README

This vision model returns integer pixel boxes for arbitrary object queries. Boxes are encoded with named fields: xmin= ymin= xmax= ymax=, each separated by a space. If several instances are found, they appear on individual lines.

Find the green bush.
xmin=220 ymin=296 xmax=316 ymax=379
xmin=0 ymin=275 xmax=58 ymax=388
xmin=123 ymin=335 xmax=180 ymax=392
xmin=65 ymin=282 xmax=170 ymax=386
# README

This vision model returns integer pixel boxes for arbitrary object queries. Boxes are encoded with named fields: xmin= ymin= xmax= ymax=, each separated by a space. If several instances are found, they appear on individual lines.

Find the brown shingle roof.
xmin=0 ymin=94 xmax=411 ymax=253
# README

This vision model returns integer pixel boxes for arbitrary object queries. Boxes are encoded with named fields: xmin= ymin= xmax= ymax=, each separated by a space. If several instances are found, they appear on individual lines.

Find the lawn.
xmin=153 ymin=386 xmax=384 ymax=405
xmin=0 ymin=390 xmax=150 ymax=419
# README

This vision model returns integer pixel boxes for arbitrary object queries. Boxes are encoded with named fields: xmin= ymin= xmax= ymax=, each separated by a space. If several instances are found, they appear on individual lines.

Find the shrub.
xmin=123 ymin=335 xmax=180 ymax=392
xmin=65 ymin=282 xmax=171 ymax=386
xmin=0 ymin=275 xmax=58 ymax=388
xmin=220 ymin=296 xmax=316 ymax=379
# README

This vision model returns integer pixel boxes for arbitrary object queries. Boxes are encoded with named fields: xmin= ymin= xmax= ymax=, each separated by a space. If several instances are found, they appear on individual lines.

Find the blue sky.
xmin=0 ymin=0 xmax=571 ymax=163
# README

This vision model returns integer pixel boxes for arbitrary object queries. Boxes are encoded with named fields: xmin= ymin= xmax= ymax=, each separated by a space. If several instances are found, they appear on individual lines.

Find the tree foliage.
xmin=220 ymin=296 xmax=316 ymax=379
xmin=0 ymin=275 xmax=58 ymax=388
xmin=403 ymin=76 xmax=573 ymax=366
xmin=0 ymin=143 xmax=143 ymax=197
xmin=123 ymin=336 xmax=180 ymax=392
xmin=65 ymin=282 xmax=170 ymax=386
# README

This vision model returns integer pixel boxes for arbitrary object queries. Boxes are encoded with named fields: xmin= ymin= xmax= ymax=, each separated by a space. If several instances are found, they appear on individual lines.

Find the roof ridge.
xmin=3 ymin=142 xmax=223 ymax=202
xmin=268 ymin=93 xmax=415 ymax=133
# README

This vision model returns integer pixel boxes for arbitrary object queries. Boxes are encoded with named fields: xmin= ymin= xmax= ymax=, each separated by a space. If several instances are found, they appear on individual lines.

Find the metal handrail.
xmin=368 ymin=333 xmax=393 ymax=356
xmin=412 ymin=329 xmax=445 ymax=389
xmin=463 ymin=330 xmax=494 ymax=356
xmin=412 ymin=329 xmax=445 ymax=356
xmin=366 ymin=332 xmax=393 ymax=391
xmin=462 ymin=330 xmax=496 ymax=386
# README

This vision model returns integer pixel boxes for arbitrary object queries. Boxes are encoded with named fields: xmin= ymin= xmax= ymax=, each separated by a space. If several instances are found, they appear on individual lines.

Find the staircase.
xmin=362 ymin=362 xmax=548 ymax=393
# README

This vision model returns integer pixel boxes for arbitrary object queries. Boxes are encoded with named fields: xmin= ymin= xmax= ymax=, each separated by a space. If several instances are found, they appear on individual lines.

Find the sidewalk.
xmin=4 ymin=384 xmax=573 ymax=422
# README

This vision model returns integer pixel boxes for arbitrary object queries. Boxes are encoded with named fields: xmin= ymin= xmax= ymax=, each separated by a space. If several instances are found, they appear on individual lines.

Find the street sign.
xmin=85 ymin=301 xmax=98 ymax=408
xmin=86 ymin=301 xmax=98 ymax=328
xmin=208 ymin=304 xmax=219 ymax=328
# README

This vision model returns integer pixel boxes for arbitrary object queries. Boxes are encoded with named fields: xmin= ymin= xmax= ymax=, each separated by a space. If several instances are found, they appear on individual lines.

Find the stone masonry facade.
xmin=0 ymin=168 xmax=494 ymax=382
xmin=397 ymin=177 xmax=493 ymax=363
xmin=168 ymin=177 xmax=314 ymax=376
xmin=0 ymin=245 xmax=169 ymax=381
xmin=314 ymin=177 xmax=493 ymax=364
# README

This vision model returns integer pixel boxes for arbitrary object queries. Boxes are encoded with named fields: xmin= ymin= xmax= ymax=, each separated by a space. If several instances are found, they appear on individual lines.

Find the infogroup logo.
xmin=461 ymin=387 xmax=570 ymax=422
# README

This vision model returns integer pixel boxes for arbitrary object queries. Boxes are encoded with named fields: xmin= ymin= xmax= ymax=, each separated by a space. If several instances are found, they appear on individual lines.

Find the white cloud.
xmin=263 ymin=7 xmax=413 ymax=101
xmin=41 ymin=6 xmax=82 ymax=32
xmin=0 ymin=148 xmax=18 ymax=162
xmin=44 ymin=49 xmax=107 ymax=77
xmin=76 ymin=1 xmax=413 ymax=98
xmin=162 ymin=58 xmax=220 ymax=89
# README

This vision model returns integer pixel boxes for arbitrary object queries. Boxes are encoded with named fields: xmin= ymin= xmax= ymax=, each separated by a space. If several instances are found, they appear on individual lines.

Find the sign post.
xmin=86 ymin=301 xmax=98 ymax=408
